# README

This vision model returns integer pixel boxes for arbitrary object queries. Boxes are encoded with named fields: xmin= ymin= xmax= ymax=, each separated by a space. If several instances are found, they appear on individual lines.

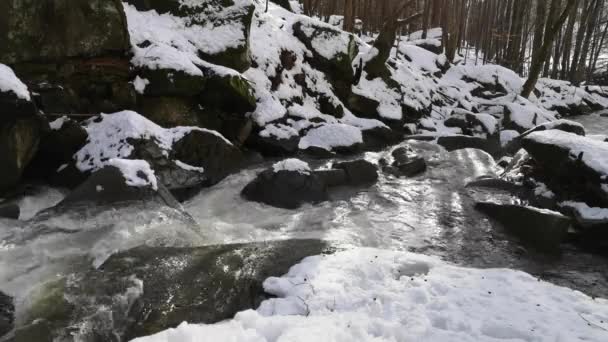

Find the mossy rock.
xmin=137 ymin=69 xmax=207 ymax=97
xmin=11 ymin=58 xmax=135 ymax=114
xmin=138 ymin=96 xmax=203 ymax=128
xmin=202 ymin=73 xmax=256 ymax=113
xmin=124 ymin=0 xmax=254 ymax=72
xmin=0 ymin=0 xmax=130 ymax=64
xmin=0 ymin=117 xmax=44 ymax=192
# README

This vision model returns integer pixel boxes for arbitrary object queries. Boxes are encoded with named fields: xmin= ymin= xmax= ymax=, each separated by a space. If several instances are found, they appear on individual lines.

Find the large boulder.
xmin=475 ymin=202 xmax=571 ymax=251
xmin=14 ymin=240 xmax=330 ymax=342
xmin=502 ymin=103 xmax=556 ymax=133
xmin=334 ymin=159 xmax=378 ymax=186
xmin=293 ymin=20 xmax=358 ymax=99
xmin=1 ymin=0 xmax=134 ymax=114
xmin=0 ymin=0 xmax=129 ymax=63
xmin=521 ymin=130 xmax=608 ymax=207
xmin=502 ymin=120 xmax=586 ymax=156
xmin=0 ymin=64 xmax=43 ymax=193
xmin=24 ymin=116 xmax=88 ymax=181
xmin=124 ymin=0 xmax=255 ymax=72
xmin=242 ymin=159 xmax=328 ymax=209
xmin=56 ymin=161 xmax=180 ymax=210
xmin=58 ymin=111 xmax=243 ymax=193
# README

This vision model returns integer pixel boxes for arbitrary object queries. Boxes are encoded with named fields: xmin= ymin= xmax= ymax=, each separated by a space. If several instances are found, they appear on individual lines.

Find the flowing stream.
xmin=2 ymin=113 xmax=608 ymax=325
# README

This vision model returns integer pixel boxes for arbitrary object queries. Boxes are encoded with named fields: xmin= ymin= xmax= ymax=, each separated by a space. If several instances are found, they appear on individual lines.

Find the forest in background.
xmin=299 ymin=0 xmax=608 ymax=86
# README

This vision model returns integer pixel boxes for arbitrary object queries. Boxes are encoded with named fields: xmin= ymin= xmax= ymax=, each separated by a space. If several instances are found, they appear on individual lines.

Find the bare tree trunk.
xmin=522 ymin=0 xmax=576 ymax=98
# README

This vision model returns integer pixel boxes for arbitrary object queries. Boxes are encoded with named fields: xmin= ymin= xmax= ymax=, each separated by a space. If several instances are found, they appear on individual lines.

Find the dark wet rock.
xmin=0 ymin=0 xmax=130 ymax=64
xmin=0 ymin=117 xmax=45 ymax=193
xmin=200 ymin=72 xmax=257 ymax=118
xmin=600 ymin=112 xmax=608 ymax=118
xmin=0 ymin=291 xmax=14 ymax=337
xmin=521 ymin=131 xmax=608 ymax=207
xmin=56 ymin=166 xmax=180 ymax=210
xmin=242 ymin=168 xmax=328 ymax=209
xmin=0 ymin=203 xmax=20 ymax=220
xmin=346 ymin=92 xmax=381 ymax=120
xmin=334 ymin=160 xmax=378 ymax=186
xmin=25 ymin=117 xmax=88 ymax=181
xmin=138 ymin=97 xmax=204 ymax=128
xmin=475 ymin=202 xmax=571 ymax=252
xmin=293 ymin=20 xmax=358 ymax=99
xmin=315 ymin=169 xmax=348 ymax=187
xmin=0 ymin=90 xmax=37 ymax=124
xmin=385 ymin=146 xmax=427 ymax=177
xmin=392 ymin=156 xmax=427 ymax=177
xmin=436 ymin=135 xmax=501 ymax=156
xmin=136 ymin=69 xmax=206 ymax=98
xmin=247 ymin=133 xmax=301 ymax=156
xmin=171 ymin=130 xmax=244 ymax=186
xmin=2 ymin=0 xmax=134 ymax=114
xmin=14 ymin=240 xmax=330 ymax=342
xmin=361 ymin=126 xmax=402 ymax=151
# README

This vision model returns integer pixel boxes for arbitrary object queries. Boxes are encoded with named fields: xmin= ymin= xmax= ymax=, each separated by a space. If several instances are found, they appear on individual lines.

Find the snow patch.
xmin=108 ymin=158 xmax=158 ymax=191
xmin=272 ymin=159 xmax=311 ymax=174
xmin=131 ymin=248 xmax=608 ymax=342
xmin=299 ymin=124 xmax=363 ymax=151
xmin=0 ymin=64 xmax=31 ymax=101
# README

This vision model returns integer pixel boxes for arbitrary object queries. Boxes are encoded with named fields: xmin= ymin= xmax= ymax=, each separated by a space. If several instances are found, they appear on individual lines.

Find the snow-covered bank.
xmin=132 ymin=247 xmax=608 ymax=342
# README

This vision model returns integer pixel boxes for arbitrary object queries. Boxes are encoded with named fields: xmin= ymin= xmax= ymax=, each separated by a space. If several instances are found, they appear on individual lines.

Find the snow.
xmin=299 ymin=124 xmax=363 ymax=151
xmin=272 ymin=159 xmax=311 ymax=174
xmin=0 ymin=63 xmax=31 ymax=101
xmin=526 ymin=130 xmax=608 ymax=179
xmin=108 ymin=158 xmax=158 ymax=191
xmin=561 ymin=201 xmax=608 ymax=221
xmin=49 ymin=116 xmax=69 ymax=130
xmin=131 ymin=247 xmax=608 ymax=342
xmin=500 ymin=130 xmax=519 ymax=147
xmin=506 ymin=102 xmax=555 ymax=131
xmin=473 ymin=113 xmax=498 ymax=135
xmin=123 ymin=3 xmax=241 ymax=76
xmin=297 ymin=19 xmax=353 ymax=60
xmin=132 ymin=76 xmax=150 ymax=95
xmin=75 ymin=110 xmax=230 ymax=173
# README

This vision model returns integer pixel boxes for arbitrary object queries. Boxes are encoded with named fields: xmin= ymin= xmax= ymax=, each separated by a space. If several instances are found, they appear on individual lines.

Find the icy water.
xmin=2 ymin=114 xmax=608 ymax=325
xmin=571 ymin=109 xmax=608 ymax=135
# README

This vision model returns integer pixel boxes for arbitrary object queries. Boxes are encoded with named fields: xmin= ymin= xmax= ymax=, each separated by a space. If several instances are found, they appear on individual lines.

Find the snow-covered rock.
xmin=522 ymin=130 xmax=608 ymax=206
xmin=61 ymin=111 xmax=242 ymax=191
xmin=131 ymin=247 xmax=608 ymax=342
